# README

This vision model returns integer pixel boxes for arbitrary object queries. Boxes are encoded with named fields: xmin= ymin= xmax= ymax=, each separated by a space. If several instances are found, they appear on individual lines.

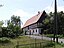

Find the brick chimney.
xmin=38 ymin=11 xmax=40 ymax=14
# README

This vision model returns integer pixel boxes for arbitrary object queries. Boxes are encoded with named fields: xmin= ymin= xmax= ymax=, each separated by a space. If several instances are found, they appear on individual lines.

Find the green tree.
xmin=57 ymin=11 xmax=64 ymax=36
xmin=0 ymin=21 xmax=4 ymax=27
xmin=43 ymin=11 xmax=64 ymax=36
xmin=42 ymin=14 xmax=51 ymax=34
xmin=11 ymin=15 xmax=21 ymax=27
xmin=0 ymin=21 xmax=4 ymax=37
xmin=6 ymin=15 xmax=22 ymax=38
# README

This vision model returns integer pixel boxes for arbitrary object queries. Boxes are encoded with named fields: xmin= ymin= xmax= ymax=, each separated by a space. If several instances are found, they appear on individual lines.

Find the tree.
xmin=0 ymin=21 xmax=4 ymax=37
xmin=42 ymin=14 xmax=51 ymax=34
xmin=0 ymin=21 xmax=4 ymax=27
xmin=11 ymin=15 xmax=21 ymax=27
xmin=43 ymin=11 xmax=64 ymax=37
xmin=57 ymin=11 xmax=64 ymax=36
xmin=6 ymin=15 xmax=22 ymax=38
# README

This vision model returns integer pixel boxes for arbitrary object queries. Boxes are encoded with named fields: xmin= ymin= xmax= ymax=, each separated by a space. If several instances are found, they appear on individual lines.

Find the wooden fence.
xmin=14 ymin=41 xmax=55 ymax=48
xmin=15 ymin=42 xmax=44 ymax=48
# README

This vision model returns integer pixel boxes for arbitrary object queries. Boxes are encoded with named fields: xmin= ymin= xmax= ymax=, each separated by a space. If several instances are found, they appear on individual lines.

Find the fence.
xmin=14 ymin=39 xmax=55 ymax=48
xmin=15 ymin=42 xmax=45 ymax=48
xmin=0 ymin=36 xmax=56 ymax=48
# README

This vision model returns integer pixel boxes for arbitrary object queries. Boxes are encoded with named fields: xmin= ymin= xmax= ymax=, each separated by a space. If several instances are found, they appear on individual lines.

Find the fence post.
xmin=16 ymin=41 xmax=19 ymax=48
xmin=35 ymin=38 xmax=36 ymax=48
xmin=40 ymin=43 xmax=41 ymax=48
xmin=54 ymin=42 xmax=55 ymax=48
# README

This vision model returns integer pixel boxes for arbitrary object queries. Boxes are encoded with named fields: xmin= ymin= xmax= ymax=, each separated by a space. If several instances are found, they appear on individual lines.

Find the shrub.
xmin=43 ymin=42 xmax=55 ymax=47
xmin=0 ymin=37 xmax=11 ymax=43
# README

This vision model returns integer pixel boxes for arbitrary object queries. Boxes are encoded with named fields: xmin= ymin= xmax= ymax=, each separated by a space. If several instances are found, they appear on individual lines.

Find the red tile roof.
xmin=23 ymin=11 xmax=45 ymax=28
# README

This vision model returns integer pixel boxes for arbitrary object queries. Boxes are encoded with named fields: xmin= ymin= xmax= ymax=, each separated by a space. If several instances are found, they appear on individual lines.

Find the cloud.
xmin=13 ymin=9 xmax=35 ymax=28
xmin=13 ymin=9 xmax=32 ymax=17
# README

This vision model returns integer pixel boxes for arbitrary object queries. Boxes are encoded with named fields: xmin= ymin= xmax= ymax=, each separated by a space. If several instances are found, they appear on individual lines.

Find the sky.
xmin=0 ymin=0 xmax=64 ymax=27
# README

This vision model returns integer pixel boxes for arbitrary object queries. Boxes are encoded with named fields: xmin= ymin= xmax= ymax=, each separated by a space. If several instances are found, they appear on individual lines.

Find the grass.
xmin=0 ymin=36 xmax=47 ymax=48
xmin=0 ymin=37 xmax=11 ymax=43
xmin=44 ymin=34 xmax=54 ymax=38
xmin=44 ymin=34 xmax=64 ymax=38
xmin=0 ymin=36 xmax=64 ymax=48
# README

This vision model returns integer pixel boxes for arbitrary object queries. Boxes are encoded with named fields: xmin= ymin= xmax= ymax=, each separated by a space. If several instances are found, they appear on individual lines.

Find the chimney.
xmin=37 ymin=11 xmax=40 ymax=16
xmin=38 ymin=11 xmax=40 ymax=14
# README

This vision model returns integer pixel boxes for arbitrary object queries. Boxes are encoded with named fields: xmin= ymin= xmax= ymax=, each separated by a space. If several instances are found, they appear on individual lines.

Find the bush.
xmin=45 ymin=34 xmax=54 ymax=38
xmin=43 ymin=42 xmax=55 ymax=47
xmin=0 ymin=37 xmax=11 ymax=43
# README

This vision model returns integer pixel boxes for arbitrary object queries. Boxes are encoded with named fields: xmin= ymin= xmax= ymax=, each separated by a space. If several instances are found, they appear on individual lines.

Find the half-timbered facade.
xmin=22 ymin=11 xmax=47 ymax=35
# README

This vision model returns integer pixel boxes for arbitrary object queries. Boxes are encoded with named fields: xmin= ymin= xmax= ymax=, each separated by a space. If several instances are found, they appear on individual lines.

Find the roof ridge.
xmin=27 ymin=12 xmax=42 ymax=21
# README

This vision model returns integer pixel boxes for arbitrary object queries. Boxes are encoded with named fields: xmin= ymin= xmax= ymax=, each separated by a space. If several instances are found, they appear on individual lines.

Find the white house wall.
xmin=29 ymin=28 xmax=39 ymax=35
xmin=23 ymin=23 xmax=43 ymax=35
xmin=33 ymin=28 xmax=39 ymax=34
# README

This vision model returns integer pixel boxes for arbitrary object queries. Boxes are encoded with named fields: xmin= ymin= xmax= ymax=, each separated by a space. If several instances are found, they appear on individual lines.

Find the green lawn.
xmin=0 ymin=36 xmax=46 ymax=48
xmin=44 ymin=34 xmax=64 ymax=38
xmin=0 ymin=36 xmax=64 ymax=48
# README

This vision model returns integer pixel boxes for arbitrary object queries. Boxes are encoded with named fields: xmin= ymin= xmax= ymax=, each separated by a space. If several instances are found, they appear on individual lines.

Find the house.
xmin=22 ymin=11 xmax=47 ymax=35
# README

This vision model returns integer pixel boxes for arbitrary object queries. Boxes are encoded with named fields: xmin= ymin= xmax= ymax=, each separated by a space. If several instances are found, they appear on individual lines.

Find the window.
xmin=33 ymin=30 xmax=34 ymax=33
xmin=36 ymin=29 xmax=37 ymax=32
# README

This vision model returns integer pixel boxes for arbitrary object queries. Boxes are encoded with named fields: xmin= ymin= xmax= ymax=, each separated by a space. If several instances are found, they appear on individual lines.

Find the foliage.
xmin=45 ymin=34 xmax=54 ymax=38
xmin=0 ymin=21 xmax=3 ymax=27
xmin=43 ymin=42 xmax=55 ymax=47
xmin=0 ymin=15 xmax=22 ymax=38
xmin=6 ymin=15 xmax=22 ymax=38
xmin=2 ymin=27 xmax=8 ymax=37
xmin=0 ymin=37 xmax=11 ymax=43
xmin=42 ymin=11 xmax=64 ymax=35
xmin=11 ymin=15 xmax=21 ymax=27
xmin=43 ymin=17 xmax=49 ymax=25
xmin=42 ymin=14 xmax=51 ymax=34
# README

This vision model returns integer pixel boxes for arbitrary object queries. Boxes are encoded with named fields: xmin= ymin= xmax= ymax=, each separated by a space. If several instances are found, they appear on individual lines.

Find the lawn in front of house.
xmin=0 ymin=36 xmax=64 ymax=48
xmin=0 ymin=36 xmax=48 ymax=48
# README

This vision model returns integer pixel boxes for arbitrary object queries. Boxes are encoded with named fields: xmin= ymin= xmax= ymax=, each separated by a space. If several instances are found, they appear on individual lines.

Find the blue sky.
xmin=0 ymin=0 xmax=64 ymax=27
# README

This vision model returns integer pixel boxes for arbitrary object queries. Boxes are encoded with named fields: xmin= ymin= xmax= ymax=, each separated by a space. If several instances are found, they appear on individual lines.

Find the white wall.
xmin=33 ymin=28 xmax=39 ymax=34
xmin=26 ymin=28 xmax=41 ymax=35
